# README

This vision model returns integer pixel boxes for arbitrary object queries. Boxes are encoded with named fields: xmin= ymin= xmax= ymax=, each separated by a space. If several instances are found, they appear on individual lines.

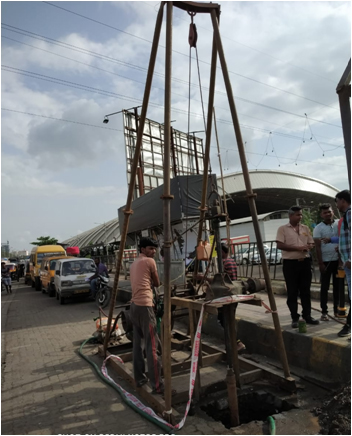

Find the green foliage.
xmin=30 ymin=236 xmax=59 ymax=246
xmin=301 ymin=208 xmax=319 ymax=230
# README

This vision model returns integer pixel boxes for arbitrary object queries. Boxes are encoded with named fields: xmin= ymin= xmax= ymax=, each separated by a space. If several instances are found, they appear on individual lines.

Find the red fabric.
xmin=66 ymin=247 xmax=80 ymax=255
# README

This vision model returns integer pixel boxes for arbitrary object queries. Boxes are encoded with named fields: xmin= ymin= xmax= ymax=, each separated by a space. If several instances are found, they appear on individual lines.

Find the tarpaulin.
xmin=118 ymin=174 xmax=217 ymax=234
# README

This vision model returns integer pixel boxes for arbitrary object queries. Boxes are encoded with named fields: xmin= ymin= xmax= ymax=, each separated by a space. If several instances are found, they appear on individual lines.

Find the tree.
xmin=30 ymin=236 xmax=59 ymax=246
xmin=301 ymin=208 xmax=319 ymax=231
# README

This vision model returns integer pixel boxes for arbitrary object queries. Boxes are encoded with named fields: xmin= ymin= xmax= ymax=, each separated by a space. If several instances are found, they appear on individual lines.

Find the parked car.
xmin=266 ymin=248 xmax=282 ymax=264
xmin=40 ymin=256 xmax=74 ymax=297
xmin=235 ymin=245 xmax=269 ymax=265
xmin=54 ymin=258 xmax=96 ymax=305
xmin=251 ymin=248 xmax=270 ymax=265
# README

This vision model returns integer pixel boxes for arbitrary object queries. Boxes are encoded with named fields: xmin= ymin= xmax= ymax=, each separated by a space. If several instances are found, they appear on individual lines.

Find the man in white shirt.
xmin=313 ymin=203 xmax=339 ymax=320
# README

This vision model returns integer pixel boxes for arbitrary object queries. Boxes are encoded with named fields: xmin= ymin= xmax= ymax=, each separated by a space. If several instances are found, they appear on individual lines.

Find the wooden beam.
xmin=103 ymin=348 xmax=180 ymax=420
xmin=239 ymin=369 xmax=263 ymax=385
xmin=173 ymin=1 xmax=220 ymax=14
xmin=171 ymin=297 xmax=218 ymax=314
xmin=238 ymin=356 xmax=296 ymax=392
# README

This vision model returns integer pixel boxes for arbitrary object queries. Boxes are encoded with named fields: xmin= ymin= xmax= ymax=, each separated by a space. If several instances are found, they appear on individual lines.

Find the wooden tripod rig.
xmin=102 ymin=0 xmax=294 ymax=423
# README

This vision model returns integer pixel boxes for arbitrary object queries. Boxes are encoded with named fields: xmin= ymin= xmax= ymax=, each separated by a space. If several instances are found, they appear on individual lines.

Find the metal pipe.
xmin=193 ymin=15 xmax=219 ymax=285
xmin=210 ymin=9 xmax=291 ymax=379
xmin=103 ymin=2 xmax=166 ymax=356
xmin=162 ymin=0 xmax=173 ymax=415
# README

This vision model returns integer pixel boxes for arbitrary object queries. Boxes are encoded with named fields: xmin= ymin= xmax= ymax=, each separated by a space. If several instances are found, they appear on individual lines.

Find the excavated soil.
xmin=313 ymin=385 xmax=351 ymax=435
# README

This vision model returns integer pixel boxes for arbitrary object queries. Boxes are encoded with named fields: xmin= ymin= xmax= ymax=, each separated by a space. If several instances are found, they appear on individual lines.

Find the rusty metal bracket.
xmin=245 ymin=193 xmax=257 ymax=199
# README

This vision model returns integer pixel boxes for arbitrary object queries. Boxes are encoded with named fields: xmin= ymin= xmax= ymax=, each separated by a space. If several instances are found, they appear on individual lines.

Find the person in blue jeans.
xmin=313 ymin=203 xmax=339 ymax=320
xmin=327 ymin=190 xmax=351 ymax=338
xmin=335 ymin=191 xmax=351 ymax=337
xmin=89 ymin=257 xmax=109 ymax=298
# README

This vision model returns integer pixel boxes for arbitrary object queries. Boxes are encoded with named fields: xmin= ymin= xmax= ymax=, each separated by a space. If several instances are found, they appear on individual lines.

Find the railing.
xmin=232 ymin=241 xmax=320 ymax=284
xmin=96 ymin=255 xmax=117 ymax=271
xmin=97 ymin=243 xmax=331 ymax=286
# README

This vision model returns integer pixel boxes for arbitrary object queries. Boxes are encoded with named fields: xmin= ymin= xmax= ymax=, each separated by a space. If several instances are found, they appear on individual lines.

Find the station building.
xmin=61 ymin=170 xmax=340 ymax=249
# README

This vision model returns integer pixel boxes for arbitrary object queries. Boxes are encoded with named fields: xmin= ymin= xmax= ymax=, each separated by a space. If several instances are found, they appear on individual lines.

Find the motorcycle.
xmin=95 ymin=274 xmax=112 ymax=309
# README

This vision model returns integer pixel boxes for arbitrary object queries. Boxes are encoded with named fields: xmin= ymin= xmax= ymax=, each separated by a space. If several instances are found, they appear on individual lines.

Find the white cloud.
xmin=1 ymin=1 xmax=350 ymax=252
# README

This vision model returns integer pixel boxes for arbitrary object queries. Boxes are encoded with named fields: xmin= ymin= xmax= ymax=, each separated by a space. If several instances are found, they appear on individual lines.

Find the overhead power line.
xmin=1 ymin=36 xmax=342 ymax=131
xmin=1 ymin=108 xmax=345 ymax=169
xmin=2 ymin=25 xmax=340 ymax=118
xmin=2 ymin=65 xmax=343 ymax=149
xmin=40 ymin=2 xmax=339 ymax=111
xmin=1 ymin=108 xmax=122 ymax=131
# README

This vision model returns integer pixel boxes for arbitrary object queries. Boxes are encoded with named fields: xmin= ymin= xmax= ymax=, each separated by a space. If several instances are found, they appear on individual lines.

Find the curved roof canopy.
xmin=219 ymin=170 xmax=340 ymax=220
xmin=61 ymin=218 xmax=120 ymax=248
xmin=62 ymin=170 xmax=341 ymax=247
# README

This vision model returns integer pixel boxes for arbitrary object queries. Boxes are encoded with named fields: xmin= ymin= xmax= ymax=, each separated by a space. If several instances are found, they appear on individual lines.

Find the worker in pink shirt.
xmin=129 ymin=237 xmax=164 ymax=394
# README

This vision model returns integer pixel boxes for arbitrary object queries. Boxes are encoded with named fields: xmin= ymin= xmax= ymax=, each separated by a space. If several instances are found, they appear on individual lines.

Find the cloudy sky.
xmin=1 ymin=1 xmax=350 ymax=252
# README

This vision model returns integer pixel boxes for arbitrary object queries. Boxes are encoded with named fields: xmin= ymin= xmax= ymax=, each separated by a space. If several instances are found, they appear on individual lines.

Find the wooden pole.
xmin=210 ymin=9 xmax=291 ymax=379
xmin=193 ymin=13 xmax=219 ymax=285
xmin=213 ymin=107 xmax=231 ymax=247
xmin=162 ymin=0 xmax=174 ymax=415
xmin=336 ymin=59 xmax=351 ymax=189
xmin=103 ymin=2 xmax=166 ymax=355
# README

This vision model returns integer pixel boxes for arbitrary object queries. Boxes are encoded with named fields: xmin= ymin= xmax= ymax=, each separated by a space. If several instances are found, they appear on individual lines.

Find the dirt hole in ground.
xmin=201 ymin=390 xmax=296 ymax=429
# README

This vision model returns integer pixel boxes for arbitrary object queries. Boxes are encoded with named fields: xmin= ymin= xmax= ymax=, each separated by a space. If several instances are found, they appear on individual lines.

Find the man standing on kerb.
xmin=276 ymin=205 xmax=319 ymax=328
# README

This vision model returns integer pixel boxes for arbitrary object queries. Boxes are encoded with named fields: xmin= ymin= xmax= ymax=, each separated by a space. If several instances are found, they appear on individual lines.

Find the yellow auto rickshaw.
xmin=6 ymin=263 xmax=19 ymax=282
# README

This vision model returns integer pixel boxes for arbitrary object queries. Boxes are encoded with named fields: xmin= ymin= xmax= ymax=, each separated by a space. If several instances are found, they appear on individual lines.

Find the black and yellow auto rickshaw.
xmin=7 ymin=263 xmax=19 ymax=282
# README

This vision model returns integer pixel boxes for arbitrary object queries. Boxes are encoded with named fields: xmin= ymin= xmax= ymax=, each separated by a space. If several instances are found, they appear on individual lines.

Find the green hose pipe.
xmin=267 ymin=416 xmax=276 ymax=435
xmin=79 ymin=337 xmax=174 ymax=434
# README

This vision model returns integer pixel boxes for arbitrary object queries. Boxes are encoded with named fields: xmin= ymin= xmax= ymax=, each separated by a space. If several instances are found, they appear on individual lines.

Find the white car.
xmin=251 ymin=248 xmax=271 ymax=264
xmin=266 ymin=248 xmax=282 ymax=264
xmin=235 ymin=245 xmax=269 ymax=265
xmin=54 ymin=258 xmax=96 ymax=305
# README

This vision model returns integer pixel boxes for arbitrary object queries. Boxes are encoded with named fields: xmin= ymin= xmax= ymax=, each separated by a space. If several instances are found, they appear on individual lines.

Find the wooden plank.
xmin=210 ymin=298 xmax=262 ymax=308
xmin=100 ymin=347 xmax=180 ymax=421
xmin=169 ymin=352 xmax=223 ymax=374
xmin=174 ymin=1 xmax=220 ymax=14
xmin=170 ymin=331 xmax=296 ymax=391
xmin=118 ymin=352 xmax=133 ymax=363
xmin=238 ymin=356 xmax=296 ymax=392
xmin=171 ymin=297 xmax=218 ymax=314
xmin=239 ymin=369 xmax=263 ymax=385
xmin=99 ymin=342 xmax=133 ymax=356
xmin=171 ymin=296 xmax=262 ymax=313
